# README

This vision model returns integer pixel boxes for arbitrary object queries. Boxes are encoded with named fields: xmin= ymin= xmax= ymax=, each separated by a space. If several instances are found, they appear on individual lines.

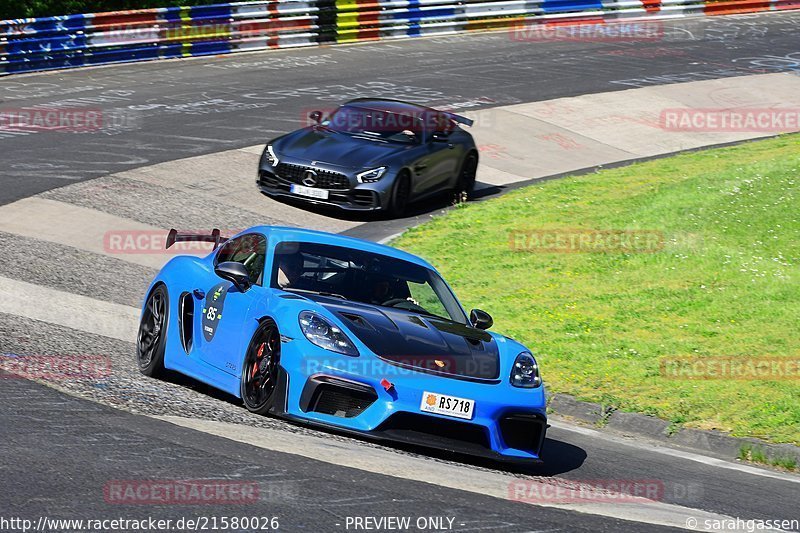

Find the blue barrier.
xmin=1 ymin=0 xmax=799 ymax=75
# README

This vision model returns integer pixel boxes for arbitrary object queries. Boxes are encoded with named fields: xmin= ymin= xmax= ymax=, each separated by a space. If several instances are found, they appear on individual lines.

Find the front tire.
xmin=241 ymin=319 xmax=281 ymax=415
xmin=454 ymin=152 xmax=478 ymax=202
xmin=137 ymin=284 xmax=169 ymax=377
xmin=387 ymin=171 xmax=411 ymax=218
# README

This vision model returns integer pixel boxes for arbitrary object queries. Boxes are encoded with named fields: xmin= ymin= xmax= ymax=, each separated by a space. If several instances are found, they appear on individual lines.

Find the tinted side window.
xmin=215 ymin=234 xmax=267 ymax=286
xmin=435 ymin=112 xmax=455 ymax=133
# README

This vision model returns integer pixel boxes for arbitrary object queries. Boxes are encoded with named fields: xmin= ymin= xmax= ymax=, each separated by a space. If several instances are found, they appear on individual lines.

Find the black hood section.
xmin=312 ymin=297 xmax=500 ymax=381
xmin=275 ymin=128 xmax=407 ymax=168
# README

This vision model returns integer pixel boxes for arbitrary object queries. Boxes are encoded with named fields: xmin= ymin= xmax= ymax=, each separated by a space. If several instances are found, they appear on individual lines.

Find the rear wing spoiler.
xmin=166 ymin=228 xmax=227 ymax=250
xmin=444 ymin=112 xmax=474 ymax=127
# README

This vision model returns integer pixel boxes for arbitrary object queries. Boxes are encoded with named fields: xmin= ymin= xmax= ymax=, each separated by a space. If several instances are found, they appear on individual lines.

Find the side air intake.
xmin=179 ymin=292 xmax=194 ymax=354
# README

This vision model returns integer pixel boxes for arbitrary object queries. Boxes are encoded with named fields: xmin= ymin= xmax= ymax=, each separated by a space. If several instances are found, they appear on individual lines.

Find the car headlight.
xmin=356 ymin=166 xmax=387 ymax=183
xmin=298 ymin=311 xmax=358 ymax=356
xmin=264 ymin=145 xmax=279 ymax=167
xmin=510 ymin=352 xmax=542 ymax=388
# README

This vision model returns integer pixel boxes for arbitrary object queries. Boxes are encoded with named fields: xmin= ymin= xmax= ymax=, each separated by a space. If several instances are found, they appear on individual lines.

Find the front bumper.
xmin=257 ymin=166 xmax=390 ymax=212
xmin=276 ymin=340 xmax=548 ymax=462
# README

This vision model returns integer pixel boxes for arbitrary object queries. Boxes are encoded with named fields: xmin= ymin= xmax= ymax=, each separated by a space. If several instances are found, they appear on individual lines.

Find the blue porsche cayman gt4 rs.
xmin=137 ymin=226 xmax=547 ymax=462
xmin=256 ymin=99 xmax=479 ymax=216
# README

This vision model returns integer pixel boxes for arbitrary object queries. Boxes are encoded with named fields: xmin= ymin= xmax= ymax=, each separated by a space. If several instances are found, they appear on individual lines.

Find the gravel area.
xmin=0 ymin=312 xmax=541 ymax=476
xmin=0 ymin=312 xmax=305 ymax=431
xmin=0 ymin=232 xmax=155 ymax=308
xmin=40 ymin=174 xmax=285 ymax=232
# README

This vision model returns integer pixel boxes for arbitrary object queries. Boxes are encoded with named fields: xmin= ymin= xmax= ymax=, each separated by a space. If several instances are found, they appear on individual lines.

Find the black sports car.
xmin=256 ymin=98 xmax=478 ymax=216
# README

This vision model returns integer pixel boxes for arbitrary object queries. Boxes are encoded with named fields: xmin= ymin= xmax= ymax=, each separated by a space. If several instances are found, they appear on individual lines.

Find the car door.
xmin=195 ymin=233 xmax=268 ymax=376
xmin=412 ymin=112 xmax=460 ymax=195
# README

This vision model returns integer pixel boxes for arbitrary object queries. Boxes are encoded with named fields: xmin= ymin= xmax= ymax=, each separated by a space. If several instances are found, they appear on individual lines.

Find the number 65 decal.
xmin=202 ymin=282 xmax=230 ymax=341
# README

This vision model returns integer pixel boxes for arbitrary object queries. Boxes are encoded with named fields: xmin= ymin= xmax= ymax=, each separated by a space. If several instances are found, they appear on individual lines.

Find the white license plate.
xmin=420 ymin=391 xmax=475 ymax=420
xmin=290 ymin=184 xmax=329 ymax=200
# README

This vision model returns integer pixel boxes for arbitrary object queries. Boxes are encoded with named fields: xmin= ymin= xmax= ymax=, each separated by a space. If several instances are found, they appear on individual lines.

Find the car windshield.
xmin=271 ymin=241 xmax=468 ymax=324
xmin=323 ymin=104 xmax=429 ymax=144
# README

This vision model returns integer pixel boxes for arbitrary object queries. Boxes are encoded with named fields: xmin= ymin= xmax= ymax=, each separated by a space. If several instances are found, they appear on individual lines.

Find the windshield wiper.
xmin=314 ymin=123 xmax=342 ymax=135
xmin=283 ymin=288 xmax=347 ymax=300
xmin=350 ymin=134 xmax=388 ymax=143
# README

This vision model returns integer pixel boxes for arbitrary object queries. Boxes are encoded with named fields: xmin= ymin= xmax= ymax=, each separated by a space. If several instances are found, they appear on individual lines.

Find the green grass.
xmin=739 ymin=444 xmax=798 ymax=471
xmin=394 ymin=134 xmax=800 ymax=445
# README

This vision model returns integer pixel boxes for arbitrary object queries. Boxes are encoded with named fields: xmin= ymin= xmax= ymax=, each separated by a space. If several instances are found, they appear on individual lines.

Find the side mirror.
xmin=309 ymin=110 xmax=323 ymax=124
xmin=215 ymin=261 xmax=252 ymax=292
xmin=470 ymin=309 xmax=493 ymax=330
xmin=431 ymin=131 xmax=449 ymax=143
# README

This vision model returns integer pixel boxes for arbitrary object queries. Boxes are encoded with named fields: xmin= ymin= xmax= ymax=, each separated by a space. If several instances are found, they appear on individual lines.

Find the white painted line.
xmin=0 ymin=276 xmax=139 ymax=343
xmin=551 ymin=420 xmax=800 ymax=485
xmin=237 ymin=144 xmax=266 ymax=155
xmin=0 ymin=197 xmax=175 ymax=270
xmin=157 ymin=415 xmax=760 ymax=532
xmin=377 ymin=231 xmax=405 ymax=245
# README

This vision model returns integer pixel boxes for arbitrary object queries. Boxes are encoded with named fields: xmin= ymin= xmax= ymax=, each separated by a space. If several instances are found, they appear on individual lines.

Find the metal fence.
xmin=1 ymin=0 xmax=798 ymax=75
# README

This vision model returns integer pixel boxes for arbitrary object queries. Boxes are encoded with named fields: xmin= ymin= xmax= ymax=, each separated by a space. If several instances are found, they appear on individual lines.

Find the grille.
xmin=378 ymin=412 xmax=491 ymax=451
xmin=276 ymin=163 xmax=350 ymax=190
xmin=499 ymin=414 xmax=546 ymax=454
xmin=258 ymin=171 xmax=279 ymax=188
xmin=308 ymin=383 xmax=377 ymax=418
xmin=350 ymin=190 xmax=378 ymax=207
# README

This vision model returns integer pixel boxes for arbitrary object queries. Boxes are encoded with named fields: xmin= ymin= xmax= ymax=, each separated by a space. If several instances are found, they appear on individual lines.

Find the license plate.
xmin=420 ymin=391 xmax=475 ymax=420
xmin=290 ymin=184 xmax=329 ymax=200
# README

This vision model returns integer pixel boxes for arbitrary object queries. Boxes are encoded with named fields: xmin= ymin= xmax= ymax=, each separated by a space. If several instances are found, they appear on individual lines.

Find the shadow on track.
xmin=260 ymin=182 xmax=505 ymax=243
xmin=260 ymin=183 xmax=506 ymax=223
xmin=159 ymin=370 xmax=586 ymax=477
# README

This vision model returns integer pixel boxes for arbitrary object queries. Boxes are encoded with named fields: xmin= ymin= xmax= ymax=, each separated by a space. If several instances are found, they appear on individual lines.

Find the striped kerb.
xmin=1 ymin=0 xmax=799 ymax=74
xmin=336 ymin=0 xmax=382 ymax=42
xmin=704 ymin=0 xmax=772 ymax=13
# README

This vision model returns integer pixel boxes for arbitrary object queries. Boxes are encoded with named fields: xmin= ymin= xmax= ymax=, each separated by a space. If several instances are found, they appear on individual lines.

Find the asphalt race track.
xmin=1 ymin=11 xmax=799 ymax=532
xmin=2 ymin=13 xmax=800 ymax=205
xmin=2 ymin=375 xmax=683 ymax=533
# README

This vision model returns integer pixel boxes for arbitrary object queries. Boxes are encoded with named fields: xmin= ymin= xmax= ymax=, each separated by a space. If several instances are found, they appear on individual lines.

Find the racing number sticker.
xmin=202 ymin=281 xmax=231 ymax=341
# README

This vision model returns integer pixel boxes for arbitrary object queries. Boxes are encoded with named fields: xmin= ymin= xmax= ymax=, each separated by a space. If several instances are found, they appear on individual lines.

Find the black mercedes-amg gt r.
xmin=256 ymin=98 xmax=478 ymax=216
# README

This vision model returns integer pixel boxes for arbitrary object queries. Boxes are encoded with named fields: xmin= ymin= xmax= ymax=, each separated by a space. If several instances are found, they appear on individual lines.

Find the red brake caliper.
xmin=251 ymin=342 xmax=265 ymax=379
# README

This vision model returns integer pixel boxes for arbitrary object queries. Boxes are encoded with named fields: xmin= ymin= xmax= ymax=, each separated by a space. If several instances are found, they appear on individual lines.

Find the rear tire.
xmin=454 ymin=152 xmax=478 ymax=202
xmin=241 ymin=319 xmax=281 ymax=415
xmin=387 ymin=171 xmax=411 ymax=218
xmin=137 ymin=284 xmax=168 ymax=377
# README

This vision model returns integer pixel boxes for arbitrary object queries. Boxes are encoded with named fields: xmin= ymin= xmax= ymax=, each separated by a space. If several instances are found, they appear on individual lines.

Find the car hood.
xmin=273 ymin=127 xmax=410 ymax=169
xmin=310 ymin=296 xmax=500 ymax=381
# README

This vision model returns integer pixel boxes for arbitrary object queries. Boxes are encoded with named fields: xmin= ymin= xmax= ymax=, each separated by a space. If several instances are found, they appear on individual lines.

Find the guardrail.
xmin=1 ymin=0 xmax=799 ymax=75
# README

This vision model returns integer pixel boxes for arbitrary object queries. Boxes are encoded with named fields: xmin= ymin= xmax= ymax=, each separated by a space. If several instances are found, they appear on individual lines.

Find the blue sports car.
xmin=137 ymin=226 xmax=547 ymax=462
xmin=256 ymin=99 xmax=478 ymax=216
